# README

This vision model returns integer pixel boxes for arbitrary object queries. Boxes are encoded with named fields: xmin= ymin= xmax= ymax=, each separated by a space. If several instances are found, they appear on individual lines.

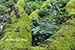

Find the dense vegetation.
xmin=32 ymin=0 xmax=69 ymax=46
xmin=0 ymin=0 xmax=75 ymax=50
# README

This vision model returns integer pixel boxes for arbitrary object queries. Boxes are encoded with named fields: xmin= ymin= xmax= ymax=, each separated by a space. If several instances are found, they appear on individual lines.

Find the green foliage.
xmin=16 ymin=0 xmax=25 ymax=8
xmin=24 ymin=0 xmax=45 ymax=15
xmin=39 ymin=0 xmax=69 ymax=24
xmin=0 ymin=0 xmax=32 ymax=50
xmin=41 ymin=0 xmax=51 ymax=8
xmin=0 ymin=0 xmax=14 ymax=7
xmin=29 ymin=46 xmax=46 ymax=50
xmin=0 ymin=9 xmax=32 ymax=50
xmin=0 ymin=5 xmax=7 ymax=16
xmin=40 ymin=17 xmax=75 ymax=50
xmin=0 ymin=0 xmax=75 ymax=50
xmin=65 ymin=0 xmax=75 ymax=15
xmin=32 ymin=0 xmax=69 ymax=46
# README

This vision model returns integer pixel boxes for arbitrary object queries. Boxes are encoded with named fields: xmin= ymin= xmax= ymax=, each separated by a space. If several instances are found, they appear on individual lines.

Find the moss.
xmin=65 ymin=0 xmax=75 ymax=15
xmin=0 ymin=0 xmax=53 ymax=49
xmin=0 ymin=12 xmax=32 ymax=50
xmin=29 ymin=46 xmax=46 ymax=50
xmin=29 ymin=9 xmax=40 ymax=19
xmin=0 ymin=0 xmax=75 ymax=50
xmin=0 ymin=0 xmax=32 ymax=50
xmin=39 ymin=16 xmax=75 ymax=50
xmin=15 ymin=0 xmax=25 ymax=9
